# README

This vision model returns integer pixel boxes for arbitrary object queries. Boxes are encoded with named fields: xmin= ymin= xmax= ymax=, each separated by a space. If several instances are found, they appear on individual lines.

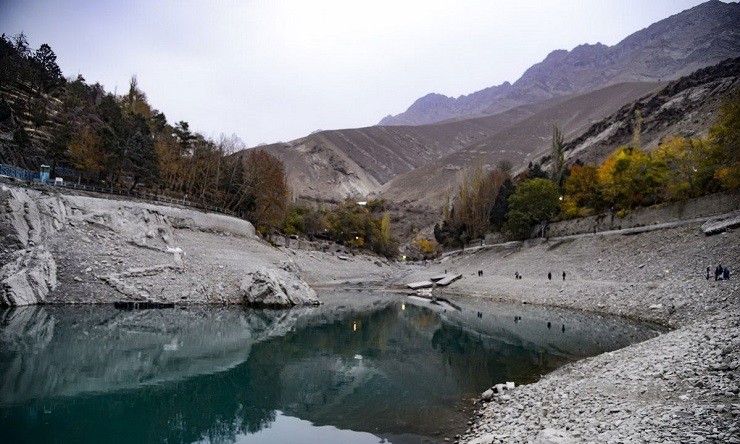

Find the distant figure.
xmin=548 ymin=272 xmax=552 ymax=280
xmin=715 ymin=264 xmax=723 ymax=281
xmin=547 ymin=321 xmax=552 ymax=329
xmin=723 ymin=267 xmax=730 ymax=280
xmin=706 ymin=267 xmax=711 ymax=280
xmin=562 ymin=271 xmax=566 ymax=281
xmin=515 ymin=271 xmax=519 ymax=279
xmin=561 ymin=324 xmax=565 ymax=333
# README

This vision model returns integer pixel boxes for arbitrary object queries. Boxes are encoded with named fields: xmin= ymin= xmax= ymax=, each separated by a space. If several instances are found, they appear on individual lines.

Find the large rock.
xmin=240 ymin=268 xmax=320 ymax=308
xmin=534 ymin=428 xmax=577 ymax=444
xmin=702 ymin=211 xmax=740 ymax=235
xmin=0 ymin=248 xmax=57 ymax=306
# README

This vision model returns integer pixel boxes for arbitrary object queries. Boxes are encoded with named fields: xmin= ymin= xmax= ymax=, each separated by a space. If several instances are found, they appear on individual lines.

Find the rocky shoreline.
xmin=401 ymin=220 xmax=739 ymax=443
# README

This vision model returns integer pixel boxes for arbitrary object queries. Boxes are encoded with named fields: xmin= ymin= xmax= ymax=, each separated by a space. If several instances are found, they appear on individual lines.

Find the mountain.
xmin=254 ymin=104 xmax=547 ymax=202
xmin=381 ymin=58 xmax=740 ymax=207
xmin=379 ymin=0 xmax=740 ymax=126
xmin=378 ymin=82 xmax=666 ymax=206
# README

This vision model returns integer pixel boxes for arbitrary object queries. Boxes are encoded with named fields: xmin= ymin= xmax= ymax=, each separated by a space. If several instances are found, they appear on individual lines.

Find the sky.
xmin=1 ymin=0 xmax=713 ymax=146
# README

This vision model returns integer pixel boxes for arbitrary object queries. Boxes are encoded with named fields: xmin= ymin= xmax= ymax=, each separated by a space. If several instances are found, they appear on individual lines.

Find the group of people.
xmin=512 ymin=271 xmax=567 ymax=280
xmin=708 ymin=264 xmax=731 ymax=280
xmin=547 ymin=271 xmax=566 ymax=281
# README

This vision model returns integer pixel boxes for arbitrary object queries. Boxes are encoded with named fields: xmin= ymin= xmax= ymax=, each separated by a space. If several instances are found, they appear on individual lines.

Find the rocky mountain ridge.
xmin=380 ymin=0 xmax=740 ymax=126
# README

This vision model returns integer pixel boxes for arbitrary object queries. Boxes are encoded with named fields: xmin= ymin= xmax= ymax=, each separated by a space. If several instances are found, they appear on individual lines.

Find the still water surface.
xmin=0 ymin=292 xmax=659 ymax=443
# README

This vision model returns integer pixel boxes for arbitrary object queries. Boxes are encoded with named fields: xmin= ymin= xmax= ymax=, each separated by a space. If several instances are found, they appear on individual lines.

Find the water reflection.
xmin=0 ymin=293 xmax=659 ymax=443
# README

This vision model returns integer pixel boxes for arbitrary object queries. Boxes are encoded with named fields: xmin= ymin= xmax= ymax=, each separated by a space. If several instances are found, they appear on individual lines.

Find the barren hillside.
xmin=555 ymin=57 xmax=740 ymax=167
xmin=380 ymin=82 xmax=665 ymax=206
xmin=253 ymin=106 xmax=540 ymax=201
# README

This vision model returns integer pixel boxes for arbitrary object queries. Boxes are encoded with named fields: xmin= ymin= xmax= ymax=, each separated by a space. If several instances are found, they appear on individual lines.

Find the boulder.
xmin=481 ymin=388 xmax=494 ymax=401
xmin=702 ymin=211 xmax=740 ymax=235
xmin=468 ymin=434 xmax=496 ymax=444
xmin=240 ymin=268 xmax=320 ymax=308
xmin=534 ymin=428 xmax=577 ymax=444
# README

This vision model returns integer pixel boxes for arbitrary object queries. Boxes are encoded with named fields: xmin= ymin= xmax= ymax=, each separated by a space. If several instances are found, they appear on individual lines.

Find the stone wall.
xmin=546 ymin=190 xmax=740 ymax=238
xmin=272 ymin=235 xmax=351 ymax=254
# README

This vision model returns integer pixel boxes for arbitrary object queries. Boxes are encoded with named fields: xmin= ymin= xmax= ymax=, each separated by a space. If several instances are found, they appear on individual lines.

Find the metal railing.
xmin=0 ymin=163 xmax=39 ymax=182
xmin=0 ymin=163 xmax=237 ymax=217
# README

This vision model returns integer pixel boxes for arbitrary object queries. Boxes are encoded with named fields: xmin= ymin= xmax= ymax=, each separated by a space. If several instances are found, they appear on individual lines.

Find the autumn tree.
xmin=561 ymin=164 xmax=605 ymax=217
xmin=706 ymin=90 xmax=740 ymax=190
xmin=68 ymin=126 xmax=105 ymax=180
xmin=597 ymin=146 xmax=667 ymax=210
xmin=239 ymin=149 xmax=289 ymax=232
xmin=651 ymin=136 xmax=705 ymax=200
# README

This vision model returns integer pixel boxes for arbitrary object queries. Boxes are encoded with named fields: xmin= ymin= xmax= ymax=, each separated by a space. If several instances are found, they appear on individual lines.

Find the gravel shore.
xmin=402 ymin=223 xmax=739 ymax=443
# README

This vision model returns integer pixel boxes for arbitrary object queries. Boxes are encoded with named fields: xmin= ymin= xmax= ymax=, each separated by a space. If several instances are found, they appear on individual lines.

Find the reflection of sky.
xmin=0 ymin=296 xmax=659 ymax=443
xmin=220 ymin=411 xmax=387 ymax=444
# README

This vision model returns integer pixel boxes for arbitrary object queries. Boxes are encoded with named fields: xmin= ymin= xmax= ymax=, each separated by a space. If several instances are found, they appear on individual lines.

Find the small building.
xmin=39 ymin=165 xmax=50 ymax=182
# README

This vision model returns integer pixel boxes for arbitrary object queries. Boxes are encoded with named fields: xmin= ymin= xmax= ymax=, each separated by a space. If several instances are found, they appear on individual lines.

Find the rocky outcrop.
xmin=240 ymin=268 xmax=320 ymax=308
xmin=0 ymin=185 xmax=62 ymax=306
xmin=0 ymin=182 xmax=271 ymax=306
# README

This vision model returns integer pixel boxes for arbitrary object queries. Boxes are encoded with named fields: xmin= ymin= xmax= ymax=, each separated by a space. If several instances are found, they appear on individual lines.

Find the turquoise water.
xmin=0 ymin=293 xmax=658 ymax=443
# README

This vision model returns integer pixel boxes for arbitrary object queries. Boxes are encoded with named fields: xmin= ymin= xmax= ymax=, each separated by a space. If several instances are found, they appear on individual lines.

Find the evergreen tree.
xmin=125 ymin=114 xmax=159 ymax=190
xmin=32 ymin=43 xmax=64 ymax=93
xmin=489 ymin=178 xmax=515 ymax=228
xmin=550 ymin=124 xmax=566 ymax=187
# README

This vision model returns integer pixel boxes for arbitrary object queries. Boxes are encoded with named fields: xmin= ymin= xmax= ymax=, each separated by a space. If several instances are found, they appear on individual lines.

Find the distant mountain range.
xmin=379 ymin=0 xmax=740 ymax=126
xmin=244 ymin=1 xmax=740 ymax=210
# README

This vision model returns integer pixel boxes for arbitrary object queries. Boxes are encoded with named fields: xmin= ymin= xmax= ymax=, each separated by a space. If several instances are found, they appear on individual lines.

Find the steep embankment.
xmin=0 ymin=182 xmax=399 ymax=306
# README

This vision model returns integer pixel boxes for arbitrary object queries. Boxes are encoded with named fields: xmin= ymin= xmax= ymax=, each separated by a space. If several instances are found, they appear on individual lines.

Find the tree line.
xmin=1 ymin=33 xmax=290 ymax=232
xmin=0 ymin=33 xmax=399 ymax=257
xmin=435 ymin=90 xmax=739 ymax=245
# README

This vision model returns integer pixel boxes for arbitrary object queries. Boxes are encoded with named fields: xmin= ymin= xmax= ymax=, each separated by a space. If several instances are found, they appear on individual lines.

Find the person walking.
xmin=706 ymin=267 xmax=711 ymax=280
xmin=562 ymin=271 xmax=566 ymax=281
xmin=548 ymin=272 xmax=552 ymax=280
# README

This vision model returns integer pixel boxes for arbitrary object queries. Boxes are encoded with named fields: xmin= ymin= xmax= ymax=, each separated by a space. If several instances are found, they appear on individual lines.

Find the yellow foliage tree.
xmin=68 ymin=126 xmax=105 ymax=178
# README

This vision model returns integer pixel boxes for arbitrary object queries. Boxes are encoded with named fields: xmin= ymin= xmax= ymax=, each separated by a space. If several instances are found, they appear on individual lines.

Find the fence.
xmin=0 ymin=163 xmax=38 ymax=182
xmin=0 ymin=163 xmax=236 ymax=217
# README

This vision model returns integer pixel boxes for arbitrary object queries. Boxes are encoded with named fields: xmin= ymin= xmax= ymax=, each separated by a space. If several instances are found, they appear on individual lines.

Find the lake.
xmin=0 ymin=292 xmax=659 ymax=443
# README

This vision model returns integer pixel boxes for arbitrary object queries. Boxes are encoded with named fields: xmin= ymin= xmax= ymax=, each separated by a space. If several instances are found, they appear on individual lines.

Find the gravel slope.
xmin=401 ymin=223 xmax=739 ymax=443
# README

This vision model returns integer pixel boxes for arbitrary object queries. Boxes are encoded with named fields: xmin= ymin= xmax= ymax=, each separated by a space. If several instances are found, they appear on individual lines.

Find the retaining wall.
xmin=546 ymin=190 xmax=740 ymax=238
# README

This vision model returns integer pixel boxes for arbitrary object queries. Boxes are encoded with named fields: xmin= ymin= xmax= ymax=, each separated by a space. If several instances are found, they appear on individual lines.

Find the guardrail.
xmin=1 ymin=163 xmax=237 ymax=217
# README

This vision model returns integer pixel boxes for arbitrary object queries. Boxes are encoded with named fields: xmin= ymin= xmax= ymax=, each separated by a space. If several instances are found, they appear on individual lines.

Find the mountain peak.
xmin=378 ymin=0 xmax=740 ymax=126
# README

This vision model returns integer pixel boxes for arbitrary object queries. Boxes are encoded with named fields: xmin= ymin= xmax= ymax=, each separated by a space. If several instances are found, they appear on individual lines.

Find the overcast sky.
xmin=1 ymin=0 xmax=711 ymax=146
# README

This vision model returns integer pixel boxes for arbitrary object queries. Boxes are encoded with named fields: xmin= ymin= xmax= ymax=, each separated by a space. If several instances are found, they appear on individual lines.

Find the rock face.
xmin=0 ymin=185 xmax=61 ymax=306
xmin=381 ymin=1 xmax=740 ymax=126
xmin=240 ymin=268 xmax=319 ymax=308
xmin=0 ymin=183 xmax=275 ymax=306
